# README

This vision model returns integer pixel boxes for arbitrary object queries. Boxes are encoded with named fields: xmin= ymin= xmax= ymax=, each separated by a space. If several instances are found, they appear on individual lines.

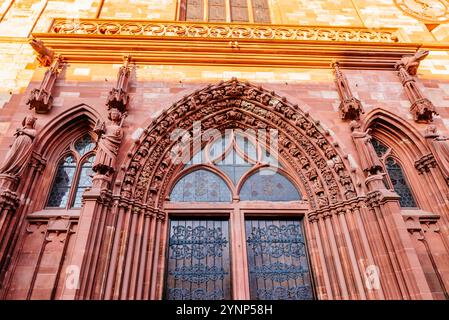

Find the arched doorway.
xmin=163 ymin=130 xmax=314 ymax=300
xmin=82 ymin=78 xmax=383 ymax=301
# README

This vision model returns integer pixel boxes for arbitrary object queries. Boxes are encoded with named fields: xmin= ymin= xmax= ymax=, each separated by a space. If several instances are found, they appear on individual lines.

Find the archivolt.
xmin=119 ymin=79 xmax=357 ymax=209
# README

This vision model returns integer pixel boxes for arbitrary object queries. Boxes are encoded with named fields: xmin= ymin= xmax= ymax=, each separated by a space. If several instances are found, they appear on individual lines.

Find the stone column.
xmin=362 ymin=167 xmax=433 ymax=299
xmin=60 ymin=175 xmax=112 ymax=300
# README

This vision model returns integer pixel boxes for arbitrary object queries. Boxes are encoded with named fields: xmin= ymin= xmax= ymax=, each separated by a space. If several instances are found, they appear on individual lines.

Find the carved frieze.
xmin=50 ymin=19 xmax=401 ymax=43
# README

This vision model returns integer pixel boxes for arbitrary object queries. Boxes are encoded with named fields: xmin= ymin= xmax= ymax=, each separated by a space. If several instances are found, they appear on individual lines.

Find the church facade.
xmin=1 ymin=0 xmax=449 ymax=300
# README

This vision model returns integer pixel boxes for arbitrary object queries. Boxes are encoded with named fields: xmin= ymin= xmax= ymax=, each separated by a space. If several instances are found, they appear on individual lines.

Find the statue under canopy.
xmin=0 ymin=115 xmax=37 ymax=177
xmin=350 ymin=120 xmax=383 ymax=176
xmin=93 ymin=109 xmax=126 ymax=175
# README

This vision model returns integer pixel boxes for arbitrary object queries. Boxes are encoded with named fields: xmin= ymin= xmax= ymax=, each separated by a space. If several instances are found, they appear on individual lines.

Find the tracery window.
xmin=370 ymin=138 xmax=418 ymax=208
xmin=170 ymin=131 xmax=300 ymax=202
xmin=178 ymin=0 xmax=271 ymax=23
xmin=165 ymin=132 xmax=313 ymax=301
xmin=47 ymin=134 xmax=96 ymax=209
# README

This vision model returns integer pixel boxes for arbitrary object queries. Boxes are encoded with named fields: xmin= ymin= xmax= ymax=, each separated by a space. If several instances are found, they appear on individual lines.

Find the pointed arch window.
xmin=47 ymin=134 xmax=96 ymax=209
xmin=178 ymin=0 xmax=271 ymax=23
xmin=170 ymin=131 xmax=301 ymax=202
xmin=370 ymin=138 xmax=418 ymax=208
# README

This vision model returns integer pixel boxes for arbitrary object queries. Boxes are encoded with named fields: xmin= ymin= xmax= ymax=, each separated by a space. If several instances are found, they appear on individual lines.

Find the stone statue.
xmin=425 ymin=125 xmax=449 ymax=180
xmin=350 ymin=121 xmax=383 ymax=175
xmin=0 ymin=115 xmax=37 ymax=176
xmin=93 ymin=109 xmax=126 ymax=175
xmin=398 ymin=50 xmax=429 ymax=76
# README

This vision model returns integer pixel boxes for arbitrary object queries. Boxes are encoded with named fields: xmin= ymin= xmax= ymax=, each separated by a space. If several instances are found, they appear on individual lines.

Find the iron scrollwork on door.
xmin=166 ymin=220 xmax=231 ymax=300
xmin=246 ymin=220 xmax=314 ymax=300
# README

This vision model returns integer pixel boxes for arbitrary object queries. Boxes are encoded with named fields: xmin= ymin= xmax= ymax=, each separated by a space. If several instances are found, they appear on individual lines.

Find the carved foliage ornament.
xmin=49 ymin=19 xmax=400 ymax=43
xmin=121 ymin=79 xmax=356 ymax=209
xmin=395 ymin=0 xmax=449 ymax=23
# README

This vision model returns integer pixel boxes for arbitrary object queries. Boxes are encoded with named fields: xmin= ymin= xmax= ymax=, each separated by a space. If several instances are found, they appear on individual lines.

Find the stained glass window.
xmin=47 ymin=155 xmax=76 ymax=208
xmin=208 ymin=0 xmax=226 ymax=22
xmin=46 ymin=135 xmax=96 ymax=209
xmin=171 ymin=131 xmax=300 ymax=202
xmin=230 ymin=0 xmax=249 ymax=22
xmin=179 ymin=0 xmax=271 ymax=23
xmin=371 ymin=138 xmax=389 ymax=158
xmin=385 ymin=157 xmax=417 ymax=208
xmin=216 ymin=149 xmax=253 ymax=184
xmin=72 ymin=155 xmax=95 ymax=208
xmin=252 ymin=0 xmax=270 ymax=23
xmin=240 ymin=169 xmax=301 ymax=202
xmin=171 ymin=170 xmax=232 ymax=202
xmin=74 ymin=135 xmax=95 ymax=156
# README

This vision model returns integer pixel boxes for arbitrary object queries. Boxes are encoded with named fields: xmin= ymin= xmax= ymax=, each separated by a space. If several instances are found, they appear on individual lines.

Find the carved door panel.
xmin=245 ymin=219 xmax=314 ymax=300
xmin=165 ymin=219 xmax=231 ymax=300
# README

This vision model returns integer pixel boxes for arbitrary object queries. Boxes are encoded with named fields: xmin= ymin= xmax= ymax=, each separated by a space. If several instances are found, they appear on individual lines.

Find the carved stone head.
xmin=108 ymin=108 xmax=122 ymax=122
xmin=22 ymin=115 xmax=37 ymax=128
xmin=349 ymin=120 xmax=361 ymax=131
xmin=424 ymin=124 xmax=439 ymax=138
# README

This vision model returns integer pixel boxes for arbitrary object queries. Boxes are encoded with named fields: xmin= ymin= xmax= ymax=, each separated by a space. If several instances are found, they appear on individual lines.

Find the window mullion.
xmin=204 ymin=0 xmax=209 ymax=21
xmin=225 ymin=0 xmax=231 ymax=22
xmin=68 ymin=161 xmax=82 ymax=209
xmin=247 ymin=0 xmax=254 ymax=23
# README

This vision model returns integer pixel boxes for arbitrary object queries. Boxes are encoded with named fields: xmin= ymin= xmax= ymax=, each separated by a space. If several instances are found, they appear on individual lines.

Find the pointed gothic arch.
xmin=361 ymin=108 xmax=447 ymax=212
xmin=362 ymin=108 xmax=429 ymax=163
xmin=118 ymin=78 xmax=357 ymax=210
xmin=34 ymin=103 xmax=101 ymax=159
xmin=27 ymin=104 xmax=101 ymax=213
xmin=94 ymin=78 xmax=362 ymax=300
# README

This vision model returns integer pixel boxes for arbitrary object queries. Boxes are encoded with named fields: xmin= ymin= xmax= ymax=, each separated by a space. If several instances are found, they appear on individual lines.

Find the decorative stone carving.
xmin=350 ymin=121 xmax=383 ymax=176
xmin=424 ymin=125 xmax=449 ymax=182
xmin=333 ymin=62 xmax=364 ymax=121
xmin=50 ymin=19 xmax=401 ymax=43
xmin=121 ymin=79 xmax=355 ymax=210
xmin=27 ymin=55 xmax=63 ymax=114
xmin=0 ymin=115 xmax=37 ymax=177
xmin=107 ymin=55 xmax=131 ymax=113
xmin=398 ymin=50 xmax=429 ymax=76
xmin=29 ymin=39 xmax=54 ymax=67
xmin=93 ymin=109 xmax=126 ymax=176
xmin=414 ymin=153 xmax=437 ymax=174
xmin=396 ymin=51 xmax=438 ymax=123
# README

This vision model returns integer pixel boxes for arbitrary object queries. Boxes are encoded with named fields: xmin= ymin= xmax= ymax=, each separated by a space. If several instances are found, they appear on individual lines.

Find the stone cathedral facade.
xmin=1 ymin=0 xmax=449 ymax=300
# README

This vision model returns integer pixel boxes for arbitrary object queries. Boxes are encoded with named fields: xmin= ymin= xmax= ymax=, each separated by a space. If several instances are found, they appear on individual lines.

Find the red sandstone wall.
xmin=2 ymin=63 xmax=449 ymax=299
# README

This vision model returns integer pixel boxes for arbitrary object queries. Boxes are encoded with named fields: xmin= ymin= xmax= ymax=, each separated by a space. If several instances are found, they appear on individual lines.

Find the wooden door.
xmin=165 ymin=219 xmax=231 ymax=300
xmin=245 ymin=219 xmax=314 ymax=300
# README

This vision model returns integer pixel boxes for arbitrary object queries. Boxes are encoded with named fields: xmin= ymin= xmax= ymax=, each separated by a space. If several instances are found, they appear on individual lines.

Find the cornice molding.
xmin=31 ymin=19 xmax=427 ymax=69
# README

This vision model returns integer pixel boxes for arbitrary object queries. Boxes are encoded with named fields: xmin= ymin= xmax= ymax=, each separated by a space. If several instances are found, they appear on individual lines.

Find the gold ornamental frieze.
xmin=49 ymin=19 xmax=402 ymax=43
